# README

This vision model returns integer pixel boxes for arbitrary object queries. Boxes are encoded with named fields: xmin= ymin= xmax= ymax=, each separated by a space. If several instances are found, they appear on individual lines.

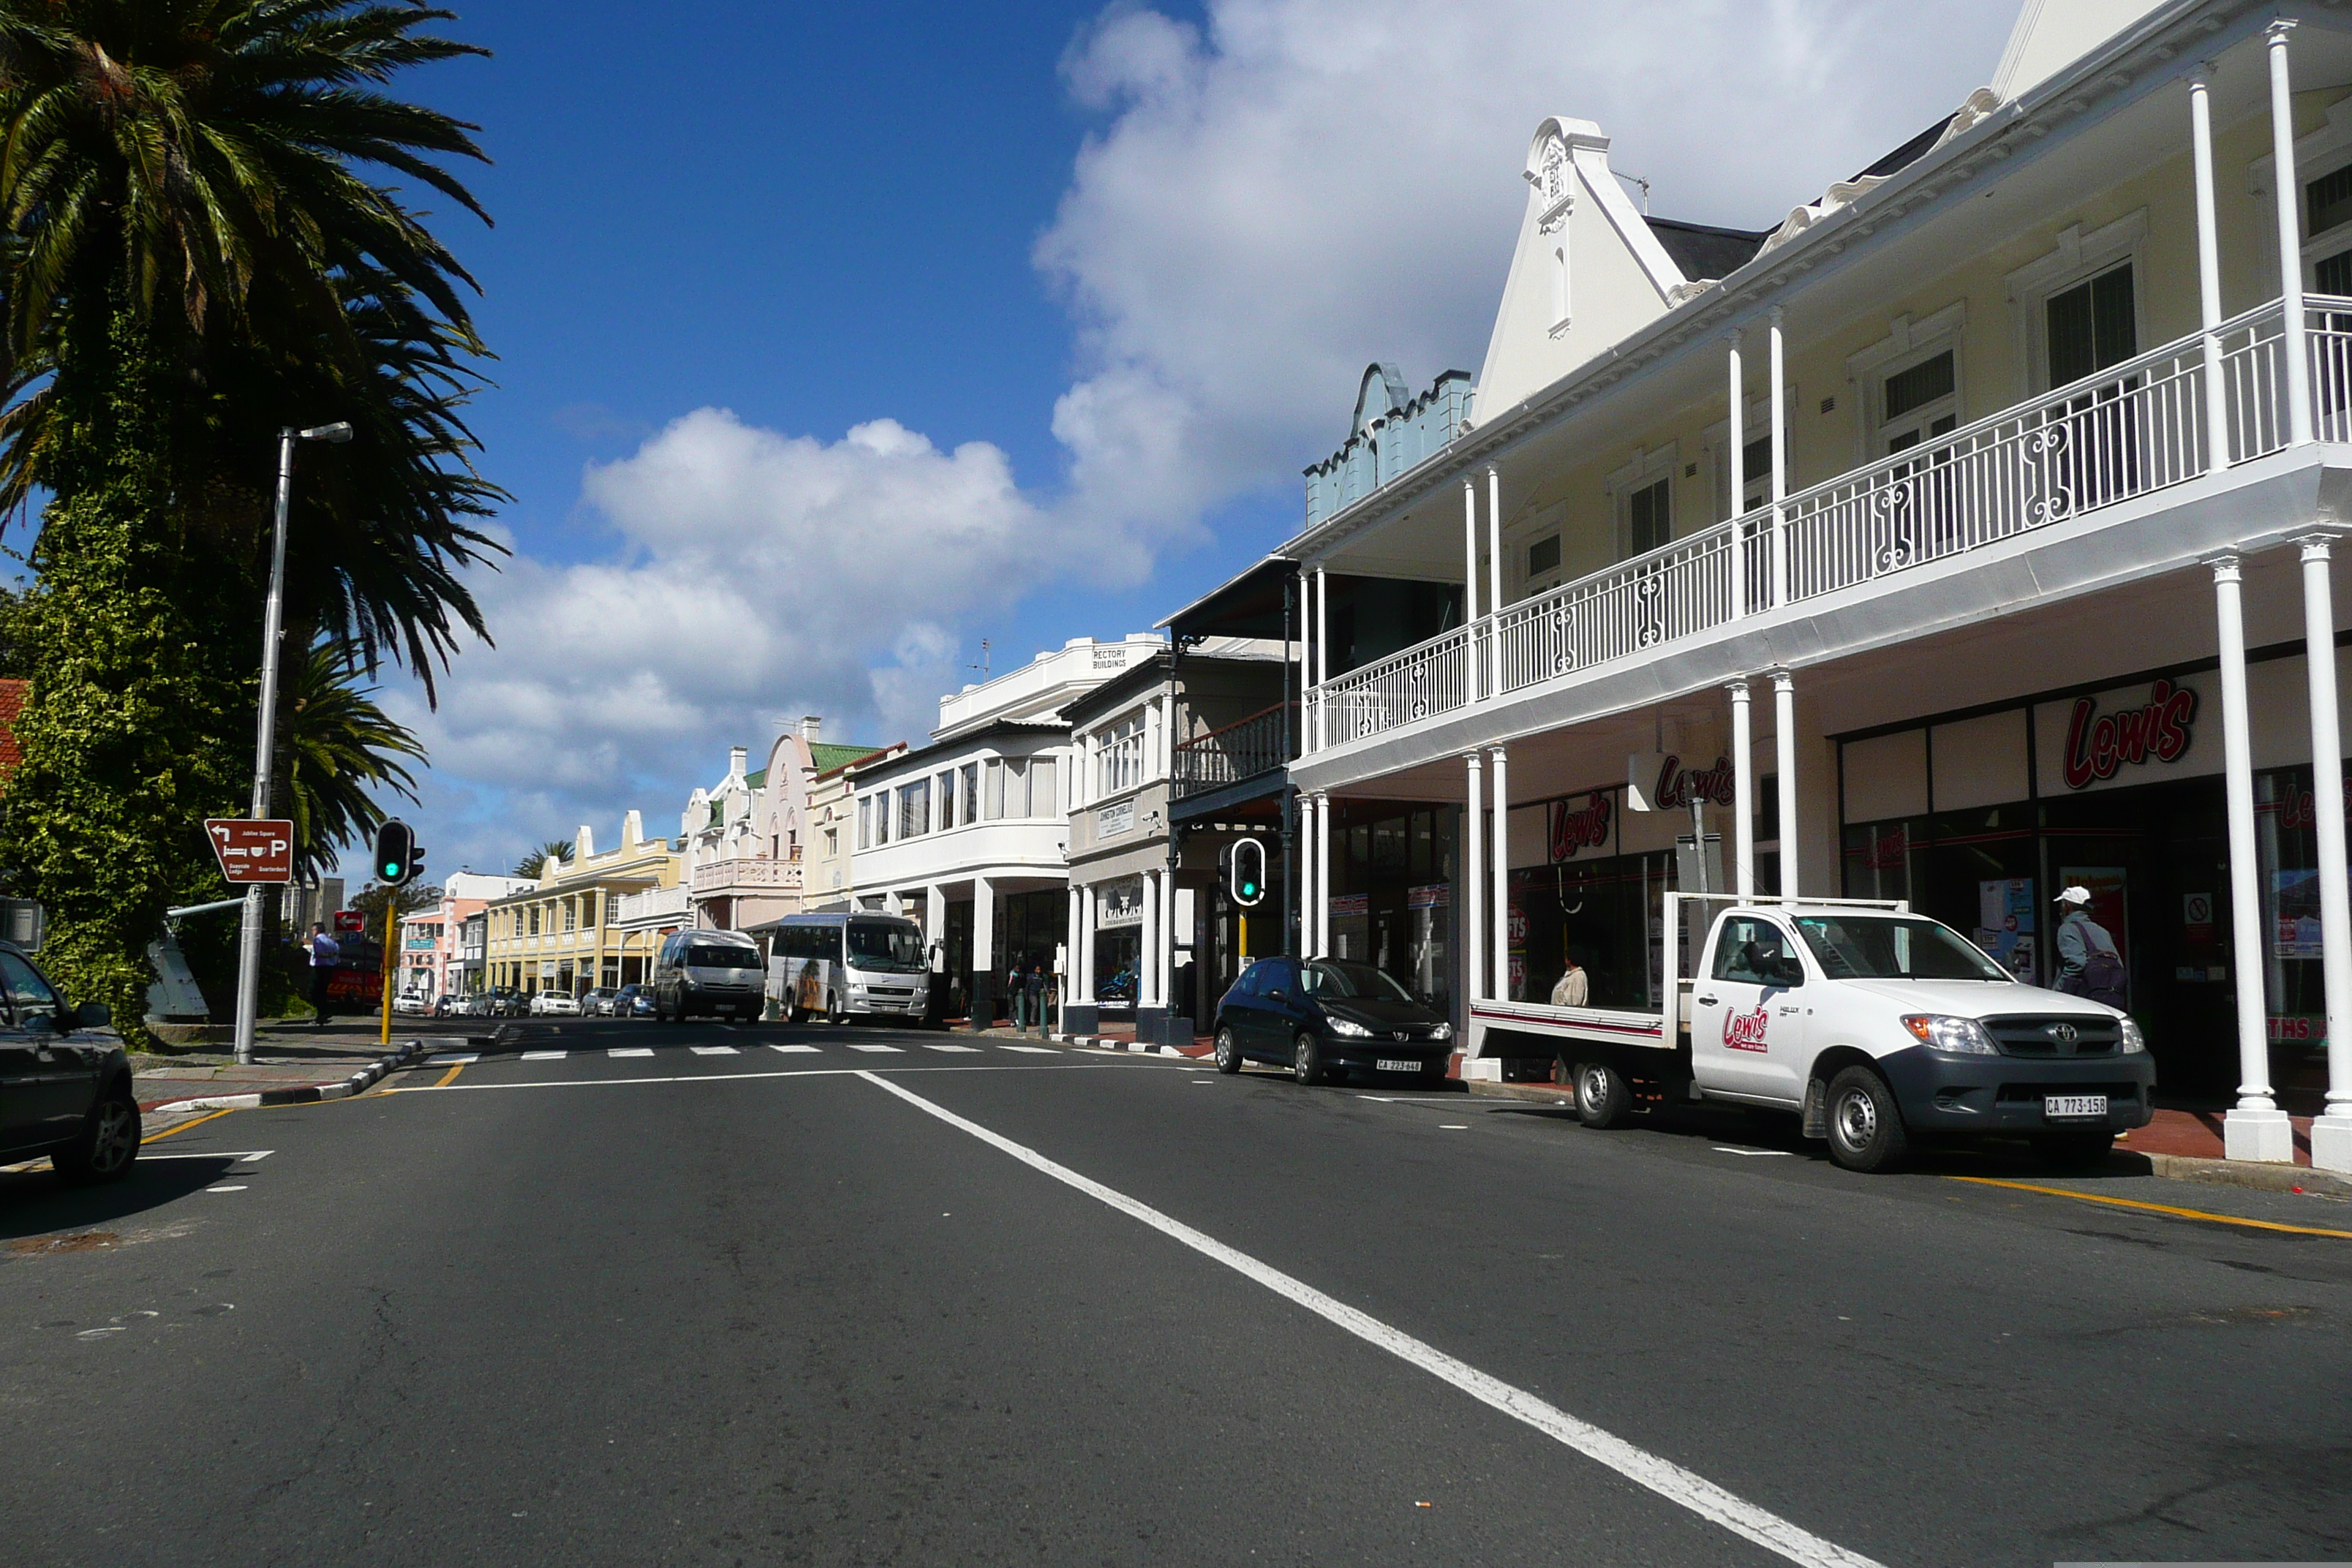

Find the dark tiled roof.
xmin=1645 ymin=217 xmax=1771 ymax=283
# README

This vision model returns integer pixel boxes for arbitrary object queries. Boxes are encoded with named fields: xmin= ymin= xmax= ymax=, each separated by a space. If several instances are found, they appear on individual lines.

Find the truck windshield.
xmin=685 ymin=945 xmax=761 ymax=969
xmin=845 ymin=921 xmax=926 ymax=973
xmin=1792 ymin=916 xmax=2010 ymax=982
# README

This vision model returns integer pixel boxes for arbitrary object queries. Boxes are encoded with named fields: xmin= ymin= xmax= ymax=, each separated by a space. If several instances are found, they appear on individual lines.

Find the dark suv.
xmin=0 ymin=941 xmax=132 ymax=1183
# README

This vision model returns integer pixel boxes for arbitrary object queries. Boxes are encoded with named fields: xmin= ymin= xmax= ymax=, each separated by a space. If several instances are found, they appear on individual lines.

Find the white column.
xmin=1489 ymin=745 xmax=1511 ymax=1003
xmin=1139 ymin=871 xmax=1160 ymax=1011
xmin=2191 ymin=70 xmax=2231 ymax=472
xmin=1314 ymin=792 xmax=1333 ymax=958
xmin=1768 ymin=308 xmax=1788 ymax=610
xmin=925 ymin=883 xmax=944 ymax=948
xmin=1314 ymin=566 xmax=1330 ymax=751
xmin=1143 ymin=701 xmax=1162 ymax=785
xmin=2212 ymin=556 xmax=2292 ymax=1160
xmin=1772 ymin=671 xmax=1800 ymax=898
xmin=1161 ymin=685 xmax=1177 ymax=778
xmin=972 ymin=874 xmax=996 ymax=995
xmin=1462 ymin=476 xmax=1479 ymax=652
xmin=1727 ymin=330 xmax=1746 ymax=619
xmin=1486 ymin=464 xmax=1504 ymax=697
xmin=1078 ymin=885 xmax=1096 ymax=1003
xmin=1463 ymin=753 xmax=1484 ymax=1003
xmin=2271 ymin=20 xmax=2315 ymax=447
xmin=1065 ymin=883 xmax=1082 ymax=1002
xmin=1295 ymin=789 xmax=1314 ymax=960
xmin=2302 ymin=537 xmax=2352 ymax=1172
xmin=1729 ymin=679 xmax=1755 ymax=897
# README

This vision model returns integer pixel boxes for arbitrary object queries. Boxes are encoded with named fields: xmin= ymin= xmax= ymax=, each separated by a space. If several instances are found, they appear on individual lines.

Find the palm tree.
xmin=0 ymin=0 xmax=504 ymax=693
xmin=274 ymin=639 xmax=423 ymax=883
xmin=513 ymin=840 xmax=570 ymax=880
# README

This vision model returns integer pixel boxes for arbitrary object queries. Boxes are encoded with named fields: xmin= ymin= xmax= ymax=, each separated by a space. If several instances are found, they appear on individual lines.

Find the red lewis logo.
xmin=1550 ymin=791 xmax=1613 ymax=860
xmin=1723 ymin=1006 xmax=1770 ymax=1052
xmin=2062 ymin=679 xmax=2196 ymax=791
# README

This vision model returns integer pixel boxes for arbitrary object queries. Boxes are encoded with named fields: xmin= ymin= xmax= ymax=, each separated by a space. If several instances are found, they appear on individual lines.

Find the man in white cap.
xmin=2053 ymin=886 xmax=2127 ymax=1009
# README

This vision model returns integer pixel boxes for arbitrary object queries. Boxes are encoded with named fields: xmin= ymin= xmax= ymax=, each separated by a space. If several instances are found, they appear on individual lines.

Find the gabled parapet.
xmin=1303 ymin=364 xmax=1474 ymax=527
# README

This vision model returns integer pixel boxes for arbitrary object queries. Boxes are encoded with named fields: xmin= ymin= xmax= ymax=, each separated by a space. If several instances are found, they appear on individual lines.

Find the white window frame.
xmin=1097 ymin=711 xmax=1147 ymax=797
xmin=1847 ymin=302 xmax=1966 ymax=464
xmin=2250 ymin=98 xmax=2352 ymax=293
xmin=2002 ymin=213 xmax=2145 ymax=396
xmin=1604 ymin=446 xmax=1678 ymax=562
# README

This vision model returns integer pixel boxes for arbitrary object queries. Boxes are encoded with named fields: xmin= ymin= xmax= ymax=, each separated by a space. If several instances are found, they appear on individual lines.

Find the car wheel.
xmin=2032 ymin=1129 xmax=2115 ymax=1171
xmin=54 ymin=1091 xmax=140 ymax=1186
xmin=1574 ymin=1060 xmax=1632 ymax=1128
xmin=1824 ymin=1066 xmax=1908 ymax=1173
xmin=1213 ymin=1027 xmax=1243 ymax=1074
xmin=827 ymin=995 xmax=848 ymax=1026
xmin=1292 ymin=1031 xmax=1328 ymax=1086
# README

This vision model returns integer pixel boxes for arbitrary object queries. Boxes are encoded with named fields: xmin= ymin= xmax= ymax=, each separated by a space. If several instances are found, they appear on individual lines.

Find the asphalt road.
xmin=4 ymin=1016 xmax=2348 ymax=1567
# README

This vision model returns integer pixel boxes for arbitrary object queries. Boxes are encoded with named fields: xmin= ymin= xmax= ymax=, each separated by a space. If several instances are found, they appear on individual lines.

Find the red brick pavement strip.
xmin=2119 ymin=1107 xmax=2315 ymax=1166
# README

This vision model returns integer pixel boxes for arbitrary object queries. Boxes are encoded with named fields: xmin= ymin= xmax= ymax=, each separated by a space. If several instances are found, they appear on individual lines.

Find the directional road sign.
xmin=205 ymin=818 xmax=295 ymax=884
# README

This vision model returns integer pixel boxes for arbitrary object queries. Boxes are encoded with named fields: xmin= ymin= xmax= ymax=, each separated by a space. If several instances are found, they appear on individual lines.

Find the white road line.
xmin=998 ymin=1044 xmax=1058 ymax=1054
xmin=521 ymin=1050 xmax=568 ymax=1061
xmin=769 ymin=1044 xmax=821 ymax=1054
xmin=843 ymin=1042 xmax=904 ymax=1054
xmin=608 ymin=1047 xmax=655 ymax=1058
xmin=137 ymin=1150 xmax=275 ymax=1163
xmin=394 ymin=1060 xmax=1158 ymax=1092
xmin=205 ymin=1185 xmax=249 ymax=1194
xmin=854 ymin=1071 xmax=1883 ymax=1568
xmin=690 ymin=1045 xmax=739 ymax=1055
xmin=426 ymin=1053 xmax=479 ymax=1066
xmin=923 ymin=1043 xmax=982 ymax=1052
xmin=1438 ymin=1124 xmax=1470 ymax=1130
xmin=1712 ymin=1147 xmax=1794 ymax=1158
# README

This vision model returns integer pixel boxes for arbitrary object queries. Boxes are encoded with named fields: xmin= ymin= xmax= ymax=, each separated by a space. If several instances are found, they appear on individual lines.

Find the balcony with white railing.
xmin=690 ymin=856 xmax=803 ymax=898
xmin=1305 ymin=297 xmax=2352 ymax=756
xmin=611 ymin=884 xmax=689 ymax=927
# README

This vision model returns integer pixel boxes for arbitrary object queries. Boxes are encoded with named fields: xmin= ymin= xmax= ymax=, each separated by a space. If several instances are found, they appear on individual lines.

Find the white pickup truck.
xmin=1470 ymin=895 xmax=2155 ymax=1172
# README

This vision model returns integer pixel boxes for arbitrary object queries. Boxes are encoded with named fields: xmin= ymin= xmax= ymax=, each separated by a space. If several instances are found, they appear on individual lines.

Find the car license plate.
xmin=2044 ymin=1094 xmax=2108 ymax=1120
xmin=1376 ymin=1058 xmax=1421 ymax=1074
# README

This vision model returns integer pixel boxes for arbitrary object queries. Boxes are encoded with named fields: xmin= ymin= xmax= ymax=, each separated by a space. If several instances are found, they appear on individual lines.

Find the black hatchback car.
xmin=1213 ymin=957 xmax=1455 ymax=1085
xmin=0 ymin=941 xmax=132 ymax=1183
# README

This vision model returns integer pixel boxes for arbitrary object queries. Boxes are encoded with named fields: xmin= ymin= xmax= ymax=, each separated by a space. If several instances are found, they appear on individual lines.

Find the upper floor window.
xmin=961 ymin=763 xmax=980 ymax=824
xmin=1526 ymin=534 xmax=1561 ymax=583
xmin=2045 ymin=263 xmax=2135 ymax=388
xmin=529 ymin=906 xmax=541 ymax=935
xmin=582 ymin=893 xmax=598 ymax=929
xmin=935 ymin=770 xmax=957 ymax=830
xmin=2310 ymin=164 xmax=2352 ymax=292
xmin=1625 ymin=477 xmax=1670 ymax=557
xmin=898 ymin=778 xmax=930 ymax=839
xmin=1880 ymin=350 xmax=1958 ymax=456
xmin=1098 ymin=715 xmax=1146 ymax=796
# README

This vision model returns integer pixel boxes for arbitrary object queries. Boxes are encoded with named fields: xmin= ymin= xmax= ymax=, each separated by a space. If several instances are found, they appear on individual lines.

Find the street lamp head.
xmin=301 ymin=422 xmax=354 ymax=444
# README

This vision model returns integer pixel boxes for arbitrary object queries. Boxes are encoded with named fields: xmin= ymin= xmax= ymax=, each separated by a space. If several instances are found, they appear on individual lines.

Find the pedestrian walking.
xmin=1023 ymin=962 xmax=1046 ymax=1036
xmin=2053 ymin=886 xmax=2127 ymax=1009
xmin=306 ymin=922 xmax=340 ymax=1030
xmin=1007 ymin=960 xmax=1027 ymax=1031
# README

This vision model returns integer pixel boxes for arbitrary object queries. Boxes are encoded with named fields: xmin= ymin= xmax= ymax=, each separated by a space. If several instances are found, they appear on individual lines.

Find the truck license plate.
xmin=1376 ymin=1058 xmax=1421 ymax=1074
xmin=2044 ymin=1094 xmax=2108 ymax=1120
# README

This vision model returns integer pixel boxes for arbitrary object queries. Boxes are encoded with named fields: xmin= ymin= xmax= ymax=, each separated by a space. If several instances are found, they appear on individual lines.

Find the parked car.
xmin=530 ymin=990 xmax=580 ymax=1017
xmin=392 ymin=991 xmax=430 ymax=1016
xmin=486 ymin=988 xmax=526 ymax=1018
xmin=1213 ymin=957 xmax=1455 ymax=1085
xmin=581 ymin=986 xmax=620 ymax=1017
xmin=0 ymin=941 xmax=135 ymax=1184
xmin=614 ymin=984 xmax=656 ymax=1019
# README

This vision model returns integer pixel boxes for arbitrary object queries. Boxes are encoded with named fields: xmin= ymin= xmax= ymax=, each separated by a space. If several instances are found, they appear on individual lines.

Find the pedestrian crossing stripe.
xmin=843 ymin=1042 xmax=904 ymax=1053
xmin=426 ymin=1053 xmax=479 ymax=1065
xmin=690 ymin=1045 xmax=739 ymax=1055
xmin=520 ymin=1050 xmax=567 ymax=1060
xmin=998 ymin=1044 xmax=1058 ymax=1053
xmin=609 ymin=1047 xmax=655 ymax=1058
xmin=923 ymin=1043 xmax=981 ymax=1052
xmin=769 ymin=1044 xmax=821 ymax=1054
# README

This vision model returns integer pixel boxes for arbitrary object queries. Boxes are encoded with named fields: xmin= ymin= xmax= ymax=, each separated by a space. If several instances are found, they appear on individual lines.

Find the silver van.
xmin=652 ymin=929 xmax=764 ymax=1022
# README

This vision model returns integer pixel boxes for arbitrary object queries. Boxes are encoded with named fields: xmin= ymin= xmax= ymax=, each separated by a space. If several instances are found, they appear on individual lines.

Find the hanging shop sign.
xmin=1549 ymin=791 xmax=1614 ymax=861
xmin=1627 ymin=753 xmax=1737 ymax=812
xmin=2059 ymin=679 xmax=2197 ymax=791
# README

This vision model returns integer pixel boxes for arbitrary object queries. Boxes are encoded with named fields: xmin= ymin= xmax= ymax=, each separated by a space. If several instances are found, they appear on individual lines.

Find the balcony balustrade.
xmin=1307 ymin=298 xmax=2352 ymax=749
xmin=690 ymin=856 xmax=803 ymax=897
xmin=1172 ymin=703 xmax=1296 ymax=801
xmin=612 ymin=885 xmax=689 ymax=925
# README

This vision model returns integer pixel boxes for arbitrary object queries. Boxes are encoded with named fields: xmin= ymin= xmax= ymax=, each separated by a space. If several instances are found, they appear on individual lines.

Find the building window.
xmin=564 ymin=900 xmax=577 ymax=934
xmin=1526 ymin=534 xmax=1561 ymax=581
xmin=1099 ymin=714 xmax=1146 ymax=796
xmin=583 ymin=892 xmax=598 ymax=929
xmin=1626 ymin=477 xmax=1671 ymax=557
xmin=985 ymin=758 xmax=1005 ymax=820
xmin=1030 ymin=755 xmax=1058 ymax=817
xmin=961 ymin=763 xmax=979 ymax=824
xmin=936 ymin=771 xmax=957 ymax=830
xmin=824 ymin=827 xmax=838 ymax=858
xmin=2311 ymin=163 xmax=2352 ymax=290
xmin=1879 ymin=349 xmax=1959 ymax=455
xmin=529 ymin=906 xmax=540 ymax=936
xmin=2046 ymin=263 xmax=2136 ymax=387
xmin=898 ymin=778 xmax=930 ymax=838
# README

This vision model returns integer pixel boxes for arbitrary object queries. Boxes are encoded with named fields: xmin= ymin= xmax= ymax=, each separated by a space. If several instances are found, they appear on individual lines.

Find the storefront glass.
xmin=1507 ymin=853 xmax=1671 ymax=1009
xmin=1328 ymin=803 xmax=1456 ymax=1011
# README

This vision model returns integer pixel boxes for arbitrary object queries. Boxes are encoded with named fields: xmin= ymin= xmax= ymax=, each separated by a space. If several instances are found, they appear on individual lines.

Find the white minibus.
xmin=755 ymin=912 xmax=930 ymax=1024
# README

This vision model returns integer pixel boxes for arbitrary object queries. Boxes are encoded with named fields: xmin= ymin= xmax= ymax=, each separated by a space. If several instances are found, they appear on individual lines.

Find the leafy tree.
xmin=513 ymin=840 xmax=570 ymax=880
xmin=276 ymin=641 xmax=423 ymax=883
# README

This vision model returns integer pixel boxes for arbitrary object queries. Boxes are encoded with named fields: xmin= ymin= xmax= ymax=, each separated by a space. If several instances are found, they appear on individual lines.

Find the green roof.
xmin=743 ymin=767 xmax=766 ymax=790
xmin=810 ymin=742 xmax=883 ymax=772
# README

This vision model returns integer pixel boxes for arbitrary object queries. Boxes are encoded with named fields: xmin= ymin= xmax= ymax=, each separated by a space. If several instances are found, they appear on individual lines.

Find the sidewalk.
xmin=132 ymin=1020 xmax=472 ymax=1115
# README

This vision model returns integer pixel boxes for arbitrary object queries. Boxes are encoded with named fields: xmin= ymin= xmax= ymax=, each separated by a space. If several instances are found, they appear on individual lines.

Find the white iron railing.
xmin=1308 ymin=297 xmax=2352 ymax=749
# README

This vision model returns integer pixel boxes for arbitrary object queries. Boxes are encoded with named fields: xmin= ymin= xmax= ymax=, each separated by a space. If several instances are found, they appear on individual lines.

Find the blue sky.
xmin=381 ymin=0 xmax=2014 ymax=881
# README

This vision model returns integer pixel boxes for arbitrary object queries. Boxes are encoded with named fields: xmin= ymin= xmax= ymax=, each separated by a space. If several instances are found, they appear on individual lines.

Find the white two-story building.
xmin=1196 ymin=0 xmax=2352 ymax=1169
xmin=844 ymin=635 xmax=1162 ymax=1025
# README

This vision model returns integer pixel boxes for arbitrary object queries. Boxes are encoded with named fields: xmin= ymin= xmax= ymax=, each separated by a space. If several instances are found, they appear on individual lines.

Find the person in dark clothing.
xmin=306 ymin=923 xmax=340 ymax=1030
xmin=1023 ymin=963 xmax=1046 ymax=1036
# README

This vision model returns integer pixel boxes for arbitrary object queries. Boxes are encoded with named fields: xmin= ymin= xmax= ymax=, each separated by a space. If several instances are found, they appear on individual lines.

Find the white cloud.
xmin=396 ymin=0 xmax=2022 ymax=875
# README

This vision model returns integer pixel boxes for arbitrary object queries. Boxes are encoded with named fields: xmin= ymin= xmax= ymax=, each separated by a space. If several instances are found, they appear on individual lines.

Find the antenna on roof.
xmin=1616 ymin=170 xmax=1651 ymax=214
xmin=970 ymin=638 xmax=990 ymax=681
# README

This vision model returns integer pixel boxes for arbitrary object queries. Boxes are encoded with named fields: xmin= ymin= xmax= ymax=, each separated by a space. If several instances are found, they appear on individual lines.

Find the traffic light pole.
xmin=230 ymin=430 xmax=298 ymax=1067
xmin=380 ymin=898 xmax=398 ymax=1048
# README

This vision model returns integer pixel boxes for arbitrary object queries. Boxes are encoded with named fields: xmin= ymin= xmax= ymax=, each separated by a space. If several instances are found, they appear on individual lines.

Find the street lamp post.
xmin=232 ymin=423 xmax=353 ymax=1066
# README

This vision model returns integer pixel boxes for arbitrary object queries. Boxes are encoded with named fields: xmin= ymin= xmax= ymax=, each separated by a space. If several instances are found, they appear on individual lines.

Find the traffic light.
xmin=1226 ymin=838 xmax=1267 ymax=908
xmin=374 ymin=819 xmax=418 ymax=885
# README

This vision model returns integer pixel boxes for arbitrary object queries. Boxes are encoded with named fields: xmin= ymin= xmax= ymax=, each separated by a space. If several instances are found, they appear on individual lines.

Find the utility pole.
xmin=232 ymin=422 xmax=351 ymax=1066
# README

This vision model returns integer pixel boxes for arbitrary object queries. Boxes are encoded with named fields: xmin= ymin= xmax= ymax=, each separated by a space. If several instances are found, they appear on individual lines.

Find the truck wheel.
xmin=827 ymin=995 xmax=848 ymax=1026
xmin=1292 ymin=1032 xmax=1329 ymax=1085
xmin=2032 ymin=1130 xmax=2115 ymax=1171
xmin=1214 ymin=1027 xmax=1243 ymax=1074
xmin=1824 ymin=1066 xmax=1908 ymax=1173
xmin=55 ymin=1091 xmax=140 ymax=1186
xmin=1574 ymin=1060 xmax=1632 ymax=1128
